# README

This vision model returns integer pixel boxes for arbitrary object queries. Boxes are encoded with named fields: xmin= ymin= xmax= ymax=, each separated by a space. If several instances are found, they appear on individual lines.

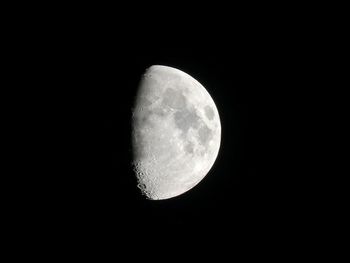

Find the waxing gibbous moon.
xmin=131 ymin=65 xmax=221 ymax=200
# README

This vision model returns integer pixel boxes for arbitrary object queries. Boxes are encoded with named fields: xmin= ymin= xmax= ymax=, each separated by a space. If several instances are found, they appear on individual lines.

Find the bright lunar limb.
xmin=132 ymin=65 xmax=221 ymax=200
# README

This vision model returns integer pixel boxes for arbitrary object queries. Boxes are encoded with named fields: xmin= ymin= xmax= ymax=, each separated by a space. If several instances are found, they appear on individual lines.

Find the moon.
xmin=131 ymin=65 xmax=221 ymax=200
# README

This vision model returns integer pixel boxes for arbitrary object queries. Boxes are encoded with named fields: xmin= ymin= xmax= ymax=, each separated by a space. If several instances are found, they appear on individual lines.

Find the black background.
xmin=50 ymin=44 xmax=317 ymax=241
xmin=2 ymin=1 xmax=343 ymax=258
xmin=16 ymin=12 xmax=332 ymax=256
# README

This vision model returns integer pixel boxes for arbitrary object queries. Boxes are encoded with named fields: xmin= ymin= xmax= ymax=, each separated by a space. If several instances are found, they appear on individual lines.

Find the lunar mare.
xmin=132 ymin=65 xmax=221 ymax=200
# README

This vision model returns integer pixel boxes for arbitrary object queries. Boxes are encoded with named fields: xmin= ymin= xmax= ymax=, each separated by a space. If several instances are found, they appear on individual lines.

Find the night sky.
xmin=37 ymin=33 xmax=324 ymax=254
xmin=9 ymin=4 xmax=336 ymax=259
xmin=56 ymin=46 xmax=312 ymax=235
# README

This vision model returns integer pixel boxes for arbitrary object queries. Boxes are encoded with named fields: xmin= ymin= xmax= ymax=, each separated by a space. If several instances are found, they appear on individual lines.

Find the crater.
xmin=162 ymin=88 xmax=187 ymax=109
xmin=174 ymin=108 xmax=200 ymax=134
xmin=152 ymin=106 xmax=169 ymax=117
xmin=184 ymin=142 xmax=194 ymax=154
xmin=198 ymin=125 xmax=213 ymax=145
xmin=136 ymin=96 xmax=153 ymax=108
xmin=204 ymin=105 xmax=215 ymax=120
xmin=133 ymin=109 xmax=153 ymax=129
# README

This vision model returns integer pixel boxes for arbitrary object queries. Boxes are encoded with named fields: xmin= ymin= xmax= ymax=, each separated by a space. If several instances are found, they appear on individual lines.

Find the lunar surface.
xmin=132 ymin=65 xmax=221 ymax=200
